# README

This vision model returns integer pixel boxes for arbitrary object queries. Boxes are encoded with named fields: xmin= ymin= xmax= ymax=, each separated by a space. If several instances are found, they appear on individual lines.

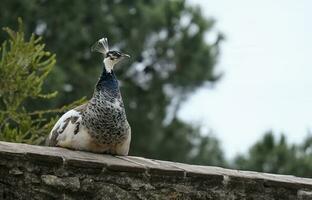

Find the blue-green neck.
xmin=96 ymin=67 xmax=119 ymax=94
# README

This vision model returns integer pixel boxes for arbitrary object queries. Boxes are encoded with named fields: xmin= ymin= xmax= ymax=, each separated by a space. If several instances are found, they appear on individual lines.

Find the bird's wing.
xmin=91 ymin=37 xmax=109 ymax=55
xmin=46 ymin=104 xmax=87 ymax=146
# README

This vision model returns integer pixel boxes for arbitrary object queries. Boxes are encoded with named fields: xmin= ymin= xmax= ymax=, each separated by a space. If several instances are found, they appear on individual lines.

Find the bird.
xmin=46 ymin=37 xmax=131 ymax=156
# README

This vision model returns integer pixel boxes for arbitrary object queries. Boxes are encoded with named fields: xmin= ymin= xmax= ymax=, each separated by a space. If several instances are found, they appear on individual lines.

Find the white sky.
xmin=179 ymin=0 xmax=312 ymax=159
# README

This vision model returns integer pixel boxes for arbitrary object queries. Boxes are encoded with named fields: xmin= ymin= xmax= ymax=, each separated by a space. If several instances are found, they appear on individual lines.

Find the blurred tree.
xmin=0 ymin=19 xmax=85 ymax=144
xmin=158 ymin=118 xmax=225 ymax=166
xmin=0 ymin=0 xmax=224 ymax=165
xmin=234 ymin=131 xmax=312 ymax=178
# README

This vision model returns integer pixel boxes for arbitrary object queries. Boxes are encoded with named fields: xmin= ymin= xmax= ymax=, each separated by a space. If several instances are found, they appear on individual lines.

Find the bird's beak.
xmin=121 ymin=53 xmax=130 ymax=59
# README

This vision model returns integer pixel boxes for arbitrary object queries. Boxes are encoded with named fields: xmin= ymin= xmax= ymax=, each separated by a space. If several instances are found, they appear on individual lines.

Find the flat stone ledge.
xmin=0 ymin=141 xmax=311 ymax=200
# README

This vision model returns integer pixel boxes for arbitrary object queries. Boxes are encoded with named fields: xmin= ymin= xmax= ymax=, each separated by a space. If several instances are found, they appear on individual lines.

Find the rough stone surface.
xmin=0 ymin=141 xmax=311 ymax=200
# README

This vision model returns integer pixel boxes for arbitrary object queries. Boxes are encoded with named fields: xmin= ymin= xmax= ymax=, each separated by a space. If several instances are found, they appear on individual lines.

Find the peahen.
xmin=46 ymin=38 xmax=131 ymax=156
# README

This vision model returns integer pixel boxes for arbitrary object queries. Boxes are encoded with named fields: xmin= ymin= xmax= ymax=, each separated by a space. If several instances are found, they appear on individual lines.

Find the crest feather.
xmin=91 ymin=37 xmax=109 ymax=54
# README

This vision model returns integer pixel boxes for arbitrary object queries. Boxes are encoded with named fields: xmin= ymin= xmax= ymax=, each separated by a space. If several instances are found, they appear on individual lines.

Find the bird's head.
xmin=91 ymin=38 xmax=130 ymax=73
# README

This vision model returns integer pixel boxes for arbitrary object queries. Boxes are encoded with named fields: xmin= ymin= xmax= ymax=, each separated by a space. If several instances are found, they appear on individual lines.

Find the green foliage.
xmin=234 ymin=132 xmax=312 ymax=178
xmin=0 ymin=0 xmax=225 ymax=165
xmin=0 ymin=20 xmax=85 ymax=144
xmin=155 ymin=118 xmax=225 ymax=166
xmin=0 ymin=1 xmax=309 ymax=175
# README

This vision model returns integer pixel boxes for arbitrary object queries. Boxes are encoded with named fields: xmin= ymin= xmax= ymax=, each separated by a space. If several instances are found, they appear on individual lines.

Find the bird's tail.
xmin=91 ymin=37 xmax=109 ymax=54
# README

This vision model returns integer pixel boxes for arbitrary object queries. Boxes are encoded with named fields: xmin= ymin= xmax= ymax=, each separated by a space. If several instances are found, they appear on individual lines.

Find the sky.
xmin=179 ymin=0 xmax=312 ymax=159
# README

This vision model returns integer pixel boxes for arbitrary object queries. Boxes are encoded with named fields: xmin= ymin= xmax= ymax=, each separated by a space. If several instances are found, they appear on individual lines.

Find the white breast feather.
xmin=49 ymin=110 xmax=80 ymax=139
xmin=49 ymin=109 xmax=91 ymax=150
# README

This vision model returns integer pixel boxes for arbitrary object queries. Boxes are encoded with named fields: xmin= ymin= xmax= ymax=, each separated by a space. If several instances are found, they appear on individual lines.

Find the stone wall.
xmin=0 ymin=141 xmax=311 ymax=200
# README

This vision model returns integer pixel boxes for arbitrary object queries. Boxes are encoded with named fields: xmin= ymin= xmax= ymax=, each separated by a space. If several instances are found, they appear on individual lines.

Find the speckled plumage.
xmin=82 ymin=70 xmax=131 ymax=147
xmin=47 ymin=38 xmax=131 ymax=155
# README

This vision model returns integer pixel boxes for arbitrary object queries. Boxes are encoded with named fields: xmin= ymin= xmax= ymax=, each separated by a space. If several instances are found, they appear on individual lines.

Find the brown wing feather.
xmin=74 ymin=103 xmax=87 ymax=113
